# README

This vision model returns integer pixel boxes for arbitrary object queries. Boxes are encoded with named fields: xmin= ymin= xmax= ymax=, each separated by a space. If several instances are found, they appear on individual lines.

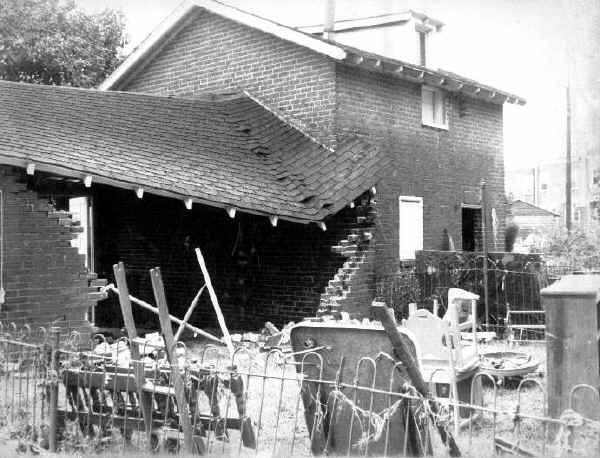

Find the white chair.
xmin=404 ymin=308 xmax=481 ymax=434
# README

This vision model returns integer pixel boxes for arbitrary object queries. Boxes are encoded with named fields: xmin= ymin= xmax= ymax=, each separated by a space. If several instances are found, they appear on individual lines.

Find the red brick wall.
xmin=334 ymin=64 xmax=506 ymax=279
xmin=0 ymin=167 xmax=94 ymax=335
xmin=92 ymin=186 xmax=359 ymax=329
xmin=112 ymin=12 xmax=508 ymax=317
xmin=119 ymin=11 xmax=337 ymax=146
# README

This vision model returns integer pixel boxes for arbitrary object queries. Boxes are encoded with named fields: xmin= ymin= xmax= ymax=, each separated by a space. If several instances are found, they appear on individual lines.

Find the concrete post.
xmin=541 ymin=275 xmax=600 ymax=421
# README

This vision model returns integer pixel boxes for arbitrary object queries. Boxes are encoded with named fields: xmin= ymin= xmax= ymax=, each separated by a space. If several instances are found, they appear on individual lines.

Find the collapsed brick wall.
xmin=318 ymin=194 xmax=377 ymax=319
xmin=92 ymin=185 xmax=360 ymax=330
xmin=0 ymin=167 xmax=97 ymax=335
xmin=119 ymin=10 xmax=337 ymax=147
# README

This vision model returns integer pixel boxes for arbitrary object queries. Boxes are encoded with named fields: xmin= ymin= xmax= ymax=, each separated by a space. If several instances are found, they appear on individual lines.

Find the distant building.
xmin=507 ymin=155 xmax=600 ymax=228
xmin=509 ymin=200 xmax=560 ymax=237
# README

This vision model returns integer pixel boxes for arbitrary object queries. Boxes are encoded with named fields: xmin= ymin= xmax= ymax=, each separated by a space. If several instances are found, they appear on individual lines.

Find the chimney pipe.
xmin=324 ymin=0 xmax=336 ymax=41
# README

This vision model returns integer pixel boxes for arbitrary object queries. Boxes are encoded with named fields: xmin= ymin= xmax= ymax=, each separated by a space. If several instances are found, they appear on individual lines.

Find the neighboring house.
xmin=507 ymin=156 xmax=597 ymax=228
xmin=510 ymin=200 xmax=560 ymax=237
xmin=0 ymin=0 xmax=524 ymax=332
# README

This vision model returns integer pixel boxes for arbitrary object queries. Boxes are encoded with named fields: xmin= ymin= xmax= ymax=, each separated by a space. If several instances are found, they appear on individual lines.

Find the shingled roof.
xmin=0 ymin=81 xmax=386 ymax=224
xmin=510 ymin=200 xmax=560 ymax=218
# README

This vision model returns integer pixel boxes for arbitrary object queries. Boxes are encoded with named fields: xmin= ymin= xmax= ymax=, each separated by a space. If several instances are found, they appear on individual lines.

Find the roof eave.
xmin=341 ymin=51 xmax=526 ymax=105
xmin=0 ymin=154 xmax=367 ymax=226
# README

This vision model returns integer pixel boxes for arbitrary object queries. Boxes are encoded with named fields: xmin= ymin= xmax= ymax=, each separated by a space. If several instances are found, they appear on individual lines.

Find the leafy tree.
xmin=0 ymin=0 xmax=127 ymax=87
xmin=526 ymin=225 xmax=600 ymax=269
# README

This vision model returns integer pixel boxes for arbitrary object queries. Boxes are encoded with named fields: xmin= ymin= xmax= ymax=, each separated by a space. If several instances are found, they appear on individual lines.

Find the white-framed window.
xmin=422 ymin=86 xmax=448 ymax=129
xmin=399 ymin=196 xmax=423 ymax=260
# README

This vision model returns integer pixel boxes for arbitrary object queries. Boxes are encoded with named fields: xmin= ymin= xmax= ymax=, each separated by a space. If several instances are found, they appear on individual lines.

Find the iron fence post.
xmin=48 ymin=326 xmax=60 ymax=453
xmin=481 ymin=180 xmax=489 ymax=329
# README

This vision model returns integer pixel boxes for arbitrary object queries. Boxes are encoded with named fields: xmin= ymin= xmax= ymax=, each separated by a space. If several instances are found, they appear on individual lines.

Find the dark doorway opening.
xmin=462 ymin=207 xmax=482 ymax=251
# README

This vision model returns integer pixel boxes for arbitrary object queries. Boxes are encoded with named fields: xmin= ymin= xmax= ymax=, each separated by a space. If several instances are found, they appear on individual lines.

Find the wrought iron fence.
xmin=377 ymin=259 xmax=578 ymax=342
xmin=1 ymin=323 xmax=600 ymax=457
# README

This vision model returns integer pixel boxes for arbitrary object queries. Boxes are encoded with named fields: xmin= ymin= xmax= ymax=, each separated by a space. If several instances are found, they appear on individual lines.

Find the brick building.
xmin=0 ymin=0 xmax=524 ymax=332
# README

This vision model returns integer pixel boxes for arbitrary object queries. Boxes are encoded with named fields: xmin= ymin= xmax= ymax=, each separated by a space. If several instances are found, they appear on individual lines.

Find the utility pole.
xmin=565 ymin=84 xmax=572 ymax=231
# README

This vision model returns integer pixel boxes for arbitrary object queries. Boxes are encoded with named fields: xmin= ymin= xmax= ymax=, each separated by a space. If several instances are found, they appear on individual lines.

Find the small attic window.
xmin=421 ymin=86 xmax=448 ymax=130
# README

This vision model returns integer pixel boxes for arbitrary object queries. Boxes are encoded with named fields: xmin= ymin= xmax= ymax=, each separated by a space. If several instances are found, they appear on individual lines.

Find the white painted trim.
xmin=398 ymin=195 xmax=424 ymax=261
xmin=299 ymin=12 xmax=412 ymax=33
xmin=298 ymin=10 xmax=443 ymax=33
xmin=193 ymin=0 xmax=346 ymax=58
xmin=100 ymin=0 xmax=347 ymax=90
xmin=99 ymin=1 xmax=196 ymax=90
xmin=421 ymin=85 xmax=449 ymax=130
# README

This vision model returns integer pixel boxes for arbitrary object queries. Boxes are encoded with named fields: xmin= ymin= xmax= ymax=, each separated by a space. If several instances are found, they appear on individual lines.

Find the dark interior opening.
xmin=461 ymin=207 xmax=482 ymax=251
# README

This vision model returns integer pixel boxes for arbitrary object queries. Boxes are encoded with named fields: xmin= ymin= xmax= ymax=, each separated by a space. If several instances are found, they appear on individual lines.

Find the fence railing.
xmin=377 ymin=260 xmax=579 ymax=341
xmin=1 ymin=324 xmax=600 ymax=457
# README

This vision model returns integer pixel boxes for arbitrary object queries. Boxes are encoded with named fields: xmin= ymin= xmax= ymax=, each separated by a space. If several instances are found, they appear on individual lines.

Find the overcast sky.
xmin=76 ymin=0 xmax=600 ymax=171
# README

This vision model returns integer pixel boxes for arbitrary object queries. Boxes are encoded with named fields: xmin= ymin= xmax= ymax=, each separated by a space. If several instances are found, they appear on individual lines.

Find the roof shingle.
xmin=0 ymin=81 xmax=387 ymax=223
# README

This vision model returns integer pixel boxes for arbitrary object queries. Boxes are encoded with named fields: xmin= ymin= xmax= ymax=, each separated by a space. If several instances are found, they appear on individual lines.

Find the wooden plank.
xmin=174 ymin=285 xmax=205 ymax=343
xmin=195 ymin=248 xmax=234 ymax=355
xmin=106 ymin=284 xmax=223 ymax=344
xmin=113 ymin=262 xmax=154 ymax=449
xmin=371 ymin=301 xmax=461 ymax=457
xmin=151 ymin=267 xmax=204 ymax=455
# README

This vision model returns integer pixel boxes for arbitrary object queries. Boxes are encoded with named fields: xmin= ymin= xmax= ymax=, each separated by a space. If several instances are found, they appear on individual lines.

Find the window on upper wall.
xmin=422 ymin=86 xmax=448 ymax=130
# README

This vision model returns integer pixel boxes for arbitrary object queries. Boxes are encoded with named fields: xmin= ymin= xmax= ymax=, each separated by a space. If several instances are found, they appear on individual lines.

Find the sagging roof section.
xmin=99 ymin=0 xmax=525 ymax=105
xmin=0 ymin=81 xmax=386 ymax=224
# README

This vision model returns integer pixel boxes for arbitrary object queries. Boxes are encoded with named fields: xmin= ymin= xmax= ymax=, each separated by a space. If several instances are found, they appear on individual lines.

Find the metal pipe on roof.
xmin=324 ymin=0 xmax=336 ymax=41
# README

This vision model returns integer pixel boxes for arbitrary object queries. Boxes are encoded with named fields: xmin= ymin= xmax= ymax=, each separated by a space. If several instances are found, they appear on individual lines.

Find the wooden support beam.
xmin=195 ymin=248 xmax=234 ymax=356
xmin=151 ymin=267 xmax=203 ymax=455
xmin=173 ymin=285 xmax=205 ymax=343
xmin=105 ymin=284 xmax=223 ymax=344
xmin=112 ymin=262 xmax=154 ymax=450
